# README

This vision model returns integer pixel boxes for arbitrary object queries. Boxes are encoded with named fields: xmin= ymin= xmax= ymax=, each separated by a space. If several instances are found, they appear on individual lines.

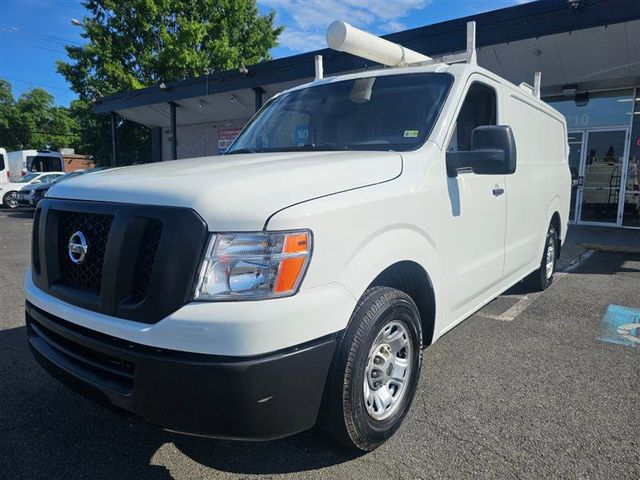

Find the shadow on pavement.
xmin=5 ymin=210 xmax=35 ymax=219
xmin=1 ymin=325 xmax=358 ymax=479
xmin=572 ymin=252 xmax=640 ymax=275
xmin=173 ymin=430 xmax=360 ymax=475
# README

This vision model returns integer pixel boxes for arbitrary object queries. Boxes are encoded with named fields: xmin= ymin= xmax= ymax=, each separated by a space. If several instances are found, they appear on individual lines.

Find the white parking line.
xmin=477 ymin=249 xmax=596 ymax=323
xmin=561 ymin=250 xmax=594 ymax=273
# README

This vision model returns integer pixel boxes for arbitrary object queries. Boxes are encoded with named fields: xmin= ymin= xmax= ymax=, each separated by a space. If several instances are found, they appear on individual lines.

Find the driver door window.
xmin=448 ymin=83 xmax=497 ymax=152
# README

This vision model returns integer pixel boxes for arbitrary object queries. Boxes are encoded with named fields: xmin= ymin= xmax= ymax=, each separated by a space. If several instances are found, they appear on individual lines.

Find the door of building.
xmin=569 ymin=128 xmax=631 ymax=227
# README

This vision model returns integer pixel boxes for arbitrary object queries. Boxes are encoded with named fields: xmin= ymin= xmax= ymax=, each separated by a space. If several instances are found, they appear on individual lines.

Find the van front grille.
xmin=131 ymin=219 xmax=163 ymax=302
xmin=58 ymin=212 xmax=113 ymax=292
xmin=31 ymin=199 xmax=208 ymax=324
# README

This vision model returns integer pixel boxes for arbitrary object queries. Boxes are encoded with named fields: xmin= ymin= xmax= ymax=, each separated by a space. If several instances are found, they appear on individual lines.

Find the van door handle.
xmin=492 ymin=187 xmax=505 ymax=196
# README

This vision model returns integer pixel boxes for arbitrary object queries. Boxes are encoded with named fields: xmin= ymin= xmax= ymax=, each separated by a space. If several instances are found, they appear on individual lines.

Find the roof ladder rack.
xmin=431 ymin=22 xmax=477 ymax=65
xmin=519 ymin=71 xmax=542 ymax=98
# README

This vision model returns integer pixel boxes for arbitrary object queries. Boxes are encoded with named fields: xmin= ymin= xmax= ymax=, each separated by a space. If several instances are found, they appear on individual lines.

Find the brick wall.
xmin=161 ymin=118 xmax=250 ymax=161
xmin=63 ymin=154 xmax=94 ymax=172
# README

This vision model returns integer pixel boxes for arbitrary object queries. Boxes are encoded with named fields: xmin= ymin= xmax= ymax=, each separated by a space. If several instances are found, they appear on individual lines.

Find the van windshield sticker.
xmin=294 ymin=124 xmax=310 ymax=144
xmin=403 ymin=130 xmax=419 ymax=138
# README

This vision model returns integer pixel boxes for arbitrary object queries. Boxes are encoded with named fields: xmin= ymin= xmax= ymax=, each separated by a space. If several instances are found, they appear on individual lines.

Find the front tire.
xmin=525 ymin=223 xmax=558 ymax=291
xmin=2 ymin=191 xmax=18 ymax=209
xmin=319 ymin=287 xmax=422 ymax=451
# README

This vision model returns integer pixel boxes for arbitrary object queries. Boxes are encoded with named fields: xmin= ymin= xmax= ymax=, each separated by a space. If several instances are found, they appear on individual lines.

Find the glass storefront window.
xmin=623 ymin=93 xmax=640 ymax=228
xmin=545 ymin=90 xmax=635 ymax=129
xmin=547 ymin=88 xmax=640 ymax=228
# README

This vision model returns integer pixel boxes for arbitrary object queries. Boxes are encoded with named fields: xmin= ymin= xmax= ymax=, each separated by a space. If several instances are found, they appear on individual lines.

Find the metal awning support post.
xmin=110 ymin=112 xmax=118 ymax=167
xmin=169 ymin=101 xmax=177 ymax=160
xmin=253 ymin=87 xmax=265 ymax=113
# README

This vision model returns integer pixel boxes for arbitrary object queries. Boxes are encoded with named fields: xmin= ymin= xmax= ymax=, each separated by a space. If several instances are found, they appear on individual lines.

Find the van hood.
xmin=48 ymin=151 xmax=402 ymax=230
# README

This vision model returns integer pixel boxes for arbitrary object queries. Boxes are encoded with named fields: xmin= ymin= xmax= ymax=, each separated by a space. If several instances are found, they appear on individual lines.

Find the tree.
xmin=15 ymin=89 xmax=79 ymax=150
xmin=57 ymin=0 xmax=283 ymax=165
xmin=0 ymin=80 xmax=79 ymax=151
xmin=0 ymin=80 xmax=20 ymax=149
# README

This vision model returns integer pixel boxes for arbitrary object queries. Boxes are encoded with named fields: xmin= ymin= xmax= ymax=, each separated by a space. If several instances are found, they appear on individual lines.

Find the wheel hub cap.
xmin=363 ymin=321 xmax=412 ymax=421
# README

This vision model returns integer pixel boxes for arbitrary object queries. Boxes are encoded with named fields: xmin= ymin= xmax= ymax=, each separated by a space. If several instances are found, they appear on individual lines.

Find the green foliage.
xmin=57 ymin=0 xmax=282 ymax=165
xmin=0 ymin=80 xmax=80 ymax=151
xmin=70 ymin=99 xmax=150 ymax=166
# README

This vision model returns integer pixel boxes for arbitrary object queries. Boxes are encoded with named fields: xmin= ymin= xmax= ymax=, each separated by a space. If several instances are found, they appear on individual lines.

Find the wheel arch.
xmin=338 ymin=226 xmax=440 ymax=345
xmin=367 ymin=261 xmax=436 ymax=346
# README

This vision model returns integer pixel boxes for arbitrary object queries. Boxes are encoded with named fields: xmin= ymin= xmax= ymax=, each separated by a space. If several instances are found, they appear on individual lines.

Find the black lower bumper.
xmin=26 ymin=301 xmax=337 ymax=440
xmin=16 ymin=198 xmax=34 ymax=207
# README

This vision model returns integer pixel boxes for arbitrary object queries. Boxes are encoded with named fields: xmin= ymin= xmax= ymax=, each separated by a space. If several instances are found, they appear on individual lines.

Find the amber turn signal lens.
xmin=283 ymin=232 xmax=309 ymax=253
xmin=274 ymin=232 xmax=310 ymax=293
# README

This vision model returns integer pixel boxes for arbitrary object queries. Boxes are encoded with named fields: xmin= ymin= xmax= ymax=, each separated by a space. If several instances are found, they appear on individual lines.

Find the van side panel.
xmin=502 ymin=91 xmax=549 ymax=278
xmin=542 ymin=114 xmax=570 ymax=244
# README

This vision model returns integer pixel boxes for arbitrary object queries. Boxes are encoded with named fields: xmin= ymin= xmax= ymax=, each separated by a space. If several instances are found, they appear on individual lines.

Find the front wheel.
xmin=318 ymin=286 xmax=422 ymax=451
xmin=525 ymin=223 xmax=558 ymax=291
xmin=2 ymin=191 xmax=18 ymax=209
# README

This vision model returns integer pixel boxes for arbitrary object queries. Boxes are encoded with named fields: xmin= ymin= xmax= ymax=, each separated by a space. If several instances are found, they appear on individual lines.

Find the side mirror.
xmin=446 ymin=125 xmax=517 ymax=177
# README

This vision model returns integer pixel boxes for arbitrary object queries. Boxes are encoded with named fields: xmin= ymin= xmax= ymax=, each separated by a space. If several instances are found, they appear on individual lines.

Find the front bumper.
xmin=25 ymin=269 xmax=355 ymax=356
xmin=16 ymin=194 xmax=35 ymax=207
xmin=26 ymin=301 xmax=337 ymax=440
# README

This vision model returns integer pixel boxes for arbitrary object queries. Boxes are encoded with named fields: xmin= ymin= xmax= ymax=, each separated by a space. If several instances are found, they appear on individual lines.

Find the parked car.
xmin=0 ymin=172 xmax=65 ymax=208
xmin=25 ymin=22 xmax=570 ymax=451
xmin=17 ymin=170 xmax=86 ymax=208
xmin=6 ymin=149 xmax=64 ymax=182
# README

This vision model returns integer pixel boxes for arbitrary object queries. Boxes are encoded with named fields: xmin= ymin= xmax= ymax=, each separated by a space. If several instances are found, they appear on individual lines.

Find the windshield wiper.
xmin=274 ymin=143 xmax=352 ymax=152
xmin=225 ymin=147 xmax=257 ymax=155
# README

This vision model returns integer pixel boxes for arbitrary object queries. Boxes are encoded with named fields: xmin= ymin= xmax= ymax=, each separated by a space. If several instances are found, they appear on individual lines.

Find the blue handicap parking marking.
xmin=598 ymin=304 xmax=640 ymax=348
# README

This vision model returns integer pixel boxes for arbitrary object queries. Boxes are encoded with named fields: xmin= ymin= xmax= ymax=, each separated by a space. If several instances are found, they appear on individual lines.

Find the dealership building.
xmin=94 ymin=0 xmax=640 ymax=229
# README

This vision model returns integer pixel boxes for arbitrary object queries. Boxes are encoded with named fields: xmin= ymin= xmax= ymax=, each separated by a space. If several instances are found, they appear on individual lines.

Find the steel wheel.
xmin=363 ymin=320 xmax=412 ymax=421
xmin=545 ymin=234 xmax=555 ymax=279
xmin=318 ymin=286 xmax=422 ymax=451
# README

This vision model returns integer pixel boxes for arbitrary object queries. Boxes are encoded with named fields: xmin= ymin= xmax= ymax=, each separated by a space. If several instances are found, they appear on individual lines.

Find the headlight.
xmin=193 ymin=230 xmax=312 ymax=301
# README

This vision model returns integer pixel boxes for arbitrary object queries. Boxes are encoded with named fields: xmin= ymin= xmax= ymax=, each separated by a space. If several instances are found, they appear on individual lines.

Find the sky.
xmin=0 ymin=0 xmax=530 ymax=106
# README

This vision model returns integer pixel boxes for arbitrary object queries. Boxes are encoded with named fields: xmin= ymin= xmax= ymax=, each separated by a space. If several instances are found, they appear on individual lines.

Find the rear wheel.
xmin=525 ymin=223 xmax=558 ymax=291
xmin=2 ymin=191 xmax=18 ymax=209
xmin=319 ymin=286 xmax=422 ymax=451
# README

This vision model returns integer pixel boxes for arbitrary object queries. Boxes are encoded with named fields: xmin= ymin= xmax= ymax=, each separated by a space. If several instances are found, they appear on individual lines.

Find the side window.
xmin=0 ymin=153 xmax=5 ymax=171
xmin=448 ymin=83 xmax=497 ymax=152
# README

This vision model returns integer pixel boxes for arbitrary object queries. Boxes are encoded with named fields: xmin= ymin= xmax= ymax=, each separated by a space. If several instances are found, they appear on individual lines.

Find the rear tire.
xmin=525 ymin=223 xmax=558 ymax=291
xmin=318 ymin=286 xmax=422 ymax=451
xmin=2 ymin=191 xmax=18 ymax=209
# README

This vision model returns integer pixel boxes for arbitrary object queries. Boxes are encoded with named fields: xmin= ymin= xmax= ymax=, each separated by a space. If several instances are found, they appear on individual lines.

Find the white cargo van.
xmin=6 ymin=149 xmax=64 ymax=181
xmin=25 ymin=22 xmax=570 ymax=451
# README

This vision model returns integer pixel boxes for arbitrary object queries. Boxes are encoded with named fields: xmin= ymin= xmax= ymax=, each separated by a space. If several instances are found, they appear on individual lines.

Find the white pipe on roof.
xmin=326 ymin=20 xmax=431 ymax=67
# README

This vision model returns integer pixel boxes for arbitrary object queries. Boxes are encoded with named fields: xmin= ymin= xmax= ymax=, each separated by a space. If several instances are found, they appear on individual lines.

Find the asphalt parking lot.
xmin=1 ymin=209 xmax=639 ymax=480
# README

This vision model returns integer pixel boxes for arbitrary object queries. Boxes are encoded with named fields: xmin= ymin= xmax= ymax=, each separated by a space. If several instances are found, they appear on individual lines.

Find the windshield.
xmin=17 ymin=173 xmax=39 ymax=183
xmin=227 ymin=72 xmax=452 ymax=154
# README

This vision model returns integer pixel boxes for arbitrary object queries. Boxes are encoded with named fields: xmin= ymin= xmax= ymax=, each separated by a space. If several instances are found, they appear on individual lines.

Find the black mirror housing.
xmin=446 ymin=125 xmax=517 ymax=177
xmin=471 ymin=125 xmax=516 ymax=175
